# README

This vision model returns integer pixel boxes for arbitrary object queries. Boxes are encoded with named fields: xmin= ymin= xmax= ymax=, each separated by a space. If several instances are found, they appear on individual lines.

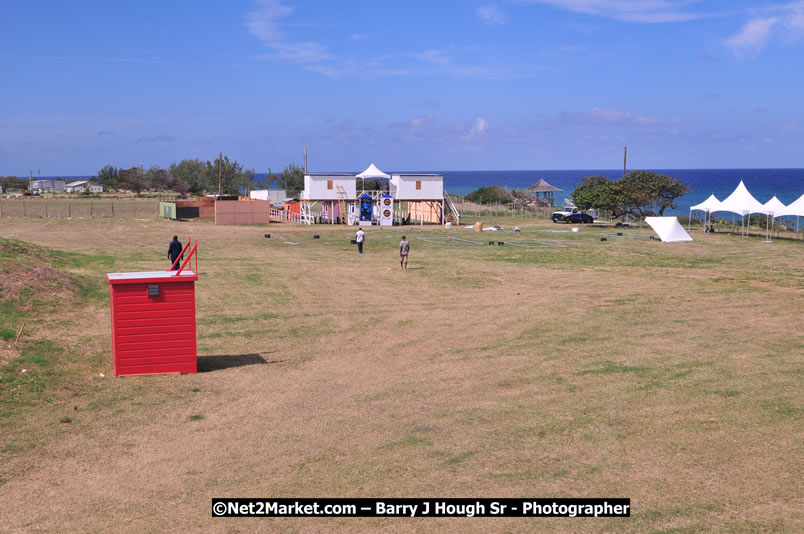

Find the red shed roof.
xmin=107 ymin=271 xmax=197 ymax=285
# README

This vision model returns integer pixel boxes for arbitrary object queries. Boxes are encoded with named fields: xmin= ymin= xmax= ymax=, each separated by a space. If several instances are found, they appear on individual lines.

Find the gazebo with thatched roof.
xmin=524 ymin=179 xmax=563 ymax=207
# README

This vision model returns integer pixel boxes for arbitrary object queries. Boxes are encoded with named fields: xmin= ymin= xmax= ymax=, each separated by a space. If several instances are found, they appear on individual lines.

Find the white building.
xmin=29 ymin=180 xmax=66 ymax=194
xmin=300 ymin=164 xmax=457 ymax=226
xmin=249 ymin=189 xmax=287 ymax=207
xmin=65 ymin=180 xmax=103 ymax=193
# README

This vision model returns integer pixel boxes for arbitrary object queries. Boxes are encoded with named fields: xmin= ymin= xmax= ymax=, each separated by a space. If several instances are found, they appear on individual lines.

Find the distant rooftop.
xmin=524 ymin=178 xmax=563 ymax=193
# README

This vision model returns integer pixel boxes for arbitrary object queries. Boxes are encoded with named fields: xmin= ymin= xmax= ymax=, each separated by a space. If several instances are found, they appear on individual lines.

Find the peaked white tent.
xmin=356 ymin=163 xmax=390 ymax=179
xmin=773 ymin=193 xmax=804 ymax=217
xmin=688 ymin=194 xmax=722 ymax=231
xmin=714 ymin=180 xmax=766 ymax=236
xmin=760 ymin=196 xmax=789 ymax=241
xmin=773 ymin=193 xmax=804 ymax=239
xmin=645 ymin=217 xmax=693 ymax=242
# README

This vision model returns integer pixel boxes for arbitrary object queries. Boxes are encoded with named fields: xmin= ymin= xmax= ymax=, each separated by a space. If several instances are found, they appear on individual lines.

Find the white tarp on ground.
xmin=645 ymin=217 xmax=694 ymax=242
xmin=356 ymin=163 xmax=390 ymax=179
xmin=715 ymin=180 xmax=765 ymax=215
xmin=774 ymin=194 xmax=804 ymax=217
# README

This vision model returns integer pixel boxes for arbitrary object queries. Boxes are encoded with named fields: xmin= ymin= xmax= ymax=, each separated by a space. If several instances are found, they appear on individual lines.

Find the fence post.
xmin=90 ymin=201 xmax=93 ymax=218
xmin=111 ymin=201 xmax=115 ymax=218
xmin=68 ymin=201 xmax=70 ymax=218
xmin=45 ymin=201 xmax=48 ymax=218
xmin=23 ymin=200 xmax=26 ymax=218
xmin=0 ymin=200 xmax=3 ymax=218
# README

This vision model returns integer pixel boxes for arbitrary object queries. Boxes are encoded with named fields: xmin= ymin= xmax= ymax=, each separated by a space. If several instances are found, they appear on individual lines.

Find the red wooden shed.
xmin=107 ymin=240 xmax=199 ymax=376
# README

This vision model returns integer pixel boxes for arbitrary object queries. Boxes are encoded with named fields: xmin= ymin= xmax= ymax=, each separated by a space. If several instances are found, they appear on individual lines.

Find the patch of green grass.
xmin=575 ymin=361 xmax=647 ymax=376
xmin=0 ymin=327 xmax=17 ymax=340
xmin=188 ymin=414 xmax=204 ymax=421
xmin=379 ymin=435 xmax=432 ymax=450
xmin=444 ymin=450 xmax=477 ymax=465
xmin=191 ymin=387 xmax=201 ymax=393
xmin=761 ymin=398 xmax=802 ymax=418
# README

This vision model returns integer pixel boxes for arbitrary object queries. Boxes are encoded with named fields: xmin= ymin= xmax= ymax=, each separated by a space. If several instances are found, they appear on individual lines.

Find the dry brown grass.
xmin=1 ymin=217 xmax=802 ymax=533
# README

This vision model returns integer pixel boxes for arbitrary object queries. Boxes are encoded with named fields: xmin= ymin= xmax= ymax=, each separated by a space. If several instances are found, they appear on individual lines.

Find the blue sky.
xmin=1 ymin=0 xmax=803 ymax=175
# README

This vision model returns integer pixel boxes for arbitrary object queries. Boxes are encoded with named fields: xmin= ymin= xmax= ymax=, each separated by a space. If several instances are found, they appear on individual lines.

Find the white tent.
xmin=645 ymin=217 xmax=693 ymax=242
xmin=773 ymin=194 xmax=804 ymax=217
xmin=356 ymin=163 xmax=390 ymax=179
xmin=761 ymin=196 xmax=789 ymax=241
xmin=688 ymin=194 xmax=722 ymax=231
xmin=714 ymin=181 xmax=766 ymax=236
xmin=772 ymin=194 xmax=804 ymax=239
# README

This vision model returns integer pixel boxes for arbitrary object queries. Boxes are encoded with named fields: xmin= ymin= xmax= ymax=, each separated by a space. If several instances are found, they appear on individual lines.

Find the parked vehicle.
xmin=565 ymin=212 xmax=594 ymax=224
xmin=551 ymin=208 xmax=576 ymax=222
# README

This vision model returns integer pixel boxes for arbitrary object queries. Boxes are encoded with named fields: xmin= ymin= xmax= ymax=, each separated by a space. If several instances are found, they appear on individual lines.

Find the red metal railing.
xmin=168 ymin=236 xmax=198 ymax=275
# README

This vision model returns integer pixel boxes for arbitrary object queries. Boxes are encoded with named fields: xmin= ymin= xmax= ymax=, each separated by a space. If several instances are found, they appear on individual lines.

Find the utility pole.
xmin=217 ymin=151 xmax=222 ymax=197
xmin=623 ymin=146 xmax=627 ymax=178
xmin=304 ymin=146 xmax=308 ymax=173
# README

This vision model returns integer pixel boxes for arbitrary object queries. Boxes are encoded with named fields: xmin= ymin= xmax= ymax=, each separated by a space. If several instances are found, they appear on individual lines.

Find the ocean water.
xmin=432 ymin=169 xmax=804 ymax=216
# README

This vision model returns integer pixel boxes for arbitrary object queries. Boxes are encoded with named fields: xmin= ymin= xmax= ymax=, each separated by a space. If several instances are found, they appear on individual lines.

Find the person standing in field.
xmin=399 ymin=235 xmax=410 ymax=270
xmin=355 ymin=227 xmax=365 ymax=254
xmin=168 ymin=235 xmax=183 ymax=270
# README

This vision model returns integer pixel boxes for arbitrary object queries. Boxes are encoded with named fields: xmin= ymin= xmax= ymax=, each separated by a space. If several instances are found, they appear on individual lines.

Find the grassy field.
xmin=1 ymin=216 xmax=802 ymax=533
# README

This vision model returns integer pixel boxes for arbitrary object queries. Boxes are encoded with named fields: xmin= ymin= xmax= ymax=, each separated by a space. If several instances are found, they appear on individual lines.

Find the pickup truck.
xmin=551 ymin=208 xmax=577 ymax=222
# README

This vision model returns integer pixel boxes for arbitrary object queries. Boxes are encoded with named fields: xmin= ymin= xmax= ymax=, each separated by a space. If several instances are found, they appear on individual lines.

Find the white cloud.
xmin=521 ymin=0 xmax=717 ymax=23
xmin=477 ymin=3 xmax=506 ymax=25
xmin=582 ymin=107 xmax=657 ymax=124
xmin=409 ymin=114 xmax=435 ymax=128
xmin=245 ymin=0 xmax=293 ymax=43
xmin=469 ymin=117 xmax=489 ymax=137
xmin=725 ymin=1 xmax=804 ymax=57
xmin=725 ymin=17 xmax=778 ymax=57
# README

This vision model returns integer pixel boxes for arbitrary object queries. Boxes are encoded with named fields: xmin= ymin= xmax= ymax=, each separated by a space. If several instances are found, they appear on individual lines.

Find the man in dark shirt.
xmin=168 ymin=235 xmax=183 ymax=270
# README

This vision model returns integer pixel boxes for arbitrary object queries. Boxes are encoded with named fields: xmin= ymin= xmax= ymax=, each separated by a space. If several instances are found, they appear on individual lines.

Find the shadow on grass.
xmin=197 ymin=353 xmax=282 ymax=372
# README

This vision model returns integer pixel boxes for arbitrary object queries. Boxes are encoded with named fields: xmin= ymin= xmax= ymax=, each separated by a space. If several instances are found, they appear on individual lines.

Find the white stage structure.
xmin=300 ymin=163 xmax=455 ymax=226
xmin=645 ymin=217 xmax=693 ymax=242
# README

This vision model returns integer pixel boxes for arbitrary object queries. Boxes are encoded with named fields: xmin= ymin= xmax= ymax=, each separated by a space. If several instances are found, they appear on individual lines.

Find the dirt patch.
xmin=0 ymin=261 xmax=81 ymax=304
xmin=0 ymin=343 xmax=18 ymax=367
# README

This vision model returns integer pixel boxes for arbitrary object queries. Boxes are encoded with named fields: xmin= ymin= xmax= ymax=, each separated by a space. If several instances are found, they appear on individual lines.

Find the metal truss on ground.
xmin=415 ymin=237 xmax=485 ymax=246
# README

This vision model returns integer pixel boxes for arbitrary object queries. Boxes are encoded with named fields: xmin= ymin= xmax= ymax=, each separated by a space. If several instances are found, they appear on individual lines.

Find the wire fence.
xmin=0 ymin=199 xmax=161 ymax=219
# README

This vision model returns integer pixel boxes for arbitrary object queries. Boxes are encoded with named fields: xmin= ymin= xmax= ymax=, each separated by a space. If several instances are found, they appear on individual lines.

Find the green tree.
xmin=466 ymin=185 xmax=512 ymax=205
xmin=169 ymin=159 xmax=208 ymax=195
xmin=118 ymin=166 xmax=147 ymax=196
xmin=572 ymin=176 xmax=617 ymax=212
xmin=617 ymin=170 xmax=690 ymax=217
xmin=571 ymin=171 xmax=690 ymax=219
xmin=266 ymin=162 xmax=304 ymax=194
xmin=205 ymin=155 xmax=255 ymax=196
xmin=96 ymin=165 xmax=119 ymax=190
xmin=145 ymin=165 xmax=174 ymax=192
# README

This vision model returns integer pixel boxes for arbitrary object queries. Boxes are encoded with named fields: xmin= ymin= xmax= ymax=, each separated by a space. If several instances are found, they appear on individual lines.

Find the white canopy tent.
xmin=645 ymin=217 xmax=693 ymax=242
xmin=772 ymin=193 xmax=804 ymax=239
xmin=761 ymin=196 xmax=788 ymax=242
xmin=688 ymin=194 xmax=722 ymax=232
xmin=356 ymin=163 xmax=391 ymax=194
xmin=356 ymin=163 xmax=390 ymax=179
xmin=714 ymin=180 xmax=766 ymax=236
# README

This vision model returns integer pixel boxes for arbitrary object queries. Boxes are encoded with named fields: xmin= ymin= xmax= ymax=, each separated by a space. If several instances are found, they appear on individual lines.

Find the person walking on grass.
xmin=168 ymin=235 xmax=183 ymax=270
xmin=399 ymin=235 xmax=410 ymax=270
xmin=355 ymin=227 xmax=365 ymax=254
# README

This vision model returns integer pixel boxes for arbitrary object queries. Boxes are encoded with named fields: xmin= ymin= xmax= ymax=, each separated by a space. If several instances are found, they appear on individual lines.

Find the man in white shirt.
xmin=355 ymin=228 xmax=365 ymax=253
xmin=399 ymin=236 xmax=409 ymax=270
